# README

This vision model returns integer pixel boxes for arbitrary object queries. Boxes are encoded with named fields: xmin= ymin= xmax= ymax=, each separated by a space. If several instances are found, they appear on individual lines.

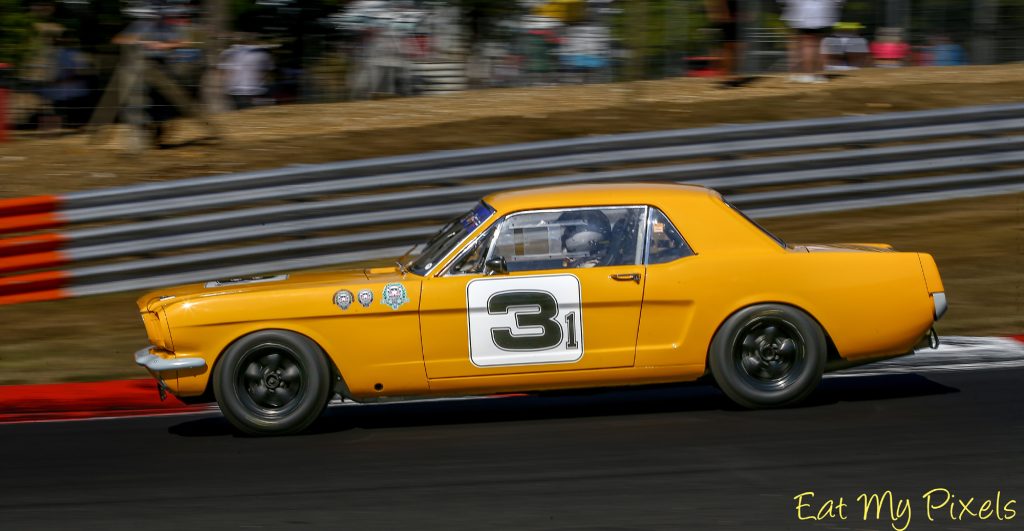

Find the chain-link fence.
xmin=2 ymin=0 xmax=1023 ymax=139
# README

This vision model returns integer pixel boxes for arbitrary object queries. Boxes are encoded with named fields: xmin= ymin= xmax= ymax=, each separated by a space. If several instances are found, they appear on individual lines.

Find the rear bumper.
xmin=932 ymin=292 xmax=948 ymax=321
xmin=134 ymin=346 xmax=207 ymax=372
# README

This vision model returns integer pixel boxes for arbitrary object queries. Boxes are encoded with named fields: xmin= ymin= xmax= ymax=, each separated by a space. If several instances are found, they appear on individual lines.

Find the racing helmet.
xmin=559 ymin=210 xmax=611 ymax=254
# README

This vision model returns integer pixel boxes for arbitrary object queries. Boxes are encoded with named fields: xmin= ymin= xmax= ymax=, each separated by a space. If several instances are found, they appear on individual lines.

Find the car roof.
xmin=483 ymin=183 xmax=721 ymax=213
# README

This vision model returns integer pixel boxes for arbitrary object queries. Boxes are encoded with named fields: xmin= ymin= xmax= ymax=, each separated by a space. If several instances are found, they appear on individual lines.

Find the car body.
xmin=136 ymin=183 xmax=946 ymax=434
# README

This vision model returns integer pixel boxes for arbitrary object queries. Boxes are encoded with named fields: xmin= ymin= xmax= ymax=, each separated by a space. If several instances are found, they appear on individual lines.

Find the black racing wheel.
xmin=213 ymin=330 xmax=331 ymax=435
xmin=709 ymin=304 xmax=826 ymax=409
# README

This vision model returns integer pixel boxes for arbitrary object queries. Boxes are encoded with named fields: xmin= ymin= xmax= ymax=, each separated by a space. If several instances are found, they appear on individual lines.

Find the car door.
xmin=420 ymin=205 xmax=648 ymax=379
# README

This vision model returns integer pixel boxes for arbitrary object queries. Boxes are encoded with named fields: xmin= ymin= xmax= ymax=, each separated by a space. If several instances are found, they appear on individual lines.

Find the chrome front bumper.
xmin=134 ymin=346 xmax=207 ymax=373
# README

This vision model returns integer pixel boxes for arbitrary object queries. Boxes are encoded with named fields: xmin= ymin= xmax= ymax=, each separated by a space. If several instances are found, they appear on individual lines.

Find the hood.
xmin=791 ymin=243 xmax=895 ymax=253
xmin=138 ymin=266 xmax=406 ymax=313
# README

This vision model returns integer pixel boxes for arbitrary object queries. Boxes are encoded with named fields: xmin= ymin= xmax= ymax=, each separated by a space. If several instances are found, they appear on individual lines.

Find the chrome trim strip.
xmin=204 ymin=274 xmax=288 ymax=289
xmin=134 ymin=346 xmax=207 ymax=372
xmin=423 ymin=202 xmax=496 ymax=277
xmin=933 ymin=292 xmax=948 ymax=321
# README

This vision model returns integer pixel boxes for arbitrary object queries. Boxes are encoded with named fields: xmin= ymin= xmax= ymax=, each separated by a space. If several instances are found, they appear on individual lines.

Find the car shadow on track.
xmin=167 ymin=373 xmax=958 ymax=437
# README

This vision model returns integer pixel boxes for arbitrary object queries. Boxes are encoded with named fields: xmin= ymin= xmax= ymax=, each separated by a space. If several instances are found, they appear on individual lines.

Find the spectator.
xmin=870 ymin=27 xmax=910 ymax=67
xmin=821 ymin=22 xmax=870 ymax=70
xmin=218 ymin=42 xmax=274 ymax=110
xmin=37 ymin=34 xmax=93 ymax=128
xmin=779 ymin=0 xmax=844 ymax=83
xmin=522 ymin=18 xmax=561 ymax=85
xmin=928 ymin=35 xmax=966 ymax=67
xmin=112 ymin=5 xmax=189 ymax=146
xmin=559 ymin=24 xmax=611 ymax=84
xmin=704 ymin=0 xmax=742 ymax=87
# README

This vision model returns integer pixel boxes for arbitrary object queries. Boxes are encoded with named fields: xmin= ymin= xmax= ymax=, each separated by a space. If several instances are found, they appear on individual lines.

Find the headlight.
xmin=141 ymin=310 xmax=174 ymax=351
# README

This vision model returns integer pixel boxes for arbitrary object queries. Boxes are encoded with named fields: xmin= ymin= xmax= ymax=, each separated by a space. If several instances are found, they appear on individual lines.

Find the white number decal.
xmin=466 ymin=275 xmax=584 ymax=367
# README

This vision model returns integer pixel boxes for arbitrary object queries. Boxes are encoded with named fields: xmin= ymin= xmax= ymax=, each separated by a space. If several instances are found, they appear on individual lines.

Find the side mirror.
xmin=484 ymin=257 xmax=508 ymax=275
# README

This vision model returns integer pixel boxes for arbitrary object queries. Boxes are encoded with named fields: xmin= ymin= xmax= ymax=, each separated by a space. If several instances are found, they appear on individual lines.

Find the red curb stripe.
xmin=0 ymin=195 xmax=61 ymax=217
xmin=0 ymin=250 xmax=70 ymax=275
xmin=0 ymin=288 xmax=69 ymax=306
xmin=0 ymin=379 xmax=204 ymax=423
xmin=0 ymin=211 xmax=65 ymax=235
xmin=0 ymin=233 xmax=67 ymax=257
xmin=0 ymin=270 xmax=70 ymax=296
xmin=1011 ymin=335 xmax=1024 ymax=344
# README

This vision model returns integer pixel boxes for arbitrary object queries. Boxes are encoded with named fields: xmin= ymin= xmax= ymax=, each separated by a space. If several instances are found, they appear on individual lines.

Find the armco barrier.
xmin=1 ymin=103 xmax=1023 ymax=305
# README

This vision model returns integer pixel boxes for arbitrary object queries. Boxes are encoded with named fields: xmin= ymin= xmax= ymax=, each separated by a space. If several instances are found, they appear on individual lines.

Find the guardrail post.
xmin=0 ymin=62 xmax=9 ymax=143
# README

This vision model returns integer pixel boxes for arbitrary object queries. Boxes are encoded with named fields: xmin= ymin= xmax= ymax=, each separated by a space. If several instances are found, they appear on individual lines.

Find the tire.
xmin=213 ymin=330 xmax=331 ymax=436
xmin=708 ymin=304 xmax=826 ymax=409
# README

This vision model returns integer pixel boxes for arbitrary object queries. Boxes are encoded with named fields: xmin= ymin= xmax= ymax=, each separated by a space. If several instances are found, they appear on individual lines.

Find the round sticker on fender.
xmin=467 ymin=275 xmax=583 ymax=367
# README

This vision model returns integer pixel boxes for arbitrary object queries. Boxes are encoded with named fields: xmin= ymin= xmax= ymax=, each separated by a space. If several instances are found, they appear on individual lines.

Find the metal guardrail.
xmin=1 ymin=102 xmax=1023 ymax=304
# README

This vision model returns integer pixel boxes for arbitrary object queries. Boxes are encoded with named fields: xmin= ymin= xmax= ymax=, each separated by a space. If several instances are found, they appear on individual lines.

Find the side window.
xmin=487 ymin=207 xmax=646 ymax=272
xmin=646 ymin=208 xmax=694 ymax=264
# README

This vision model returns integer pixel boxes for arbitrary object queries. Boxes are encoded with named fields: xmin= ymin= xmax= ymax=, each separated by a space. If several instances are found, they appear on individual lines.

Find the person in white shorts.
xmin=779 ymin=0 xmax=844 ymax=83
xmin=821 ymin=22 xmax=870 ymax=70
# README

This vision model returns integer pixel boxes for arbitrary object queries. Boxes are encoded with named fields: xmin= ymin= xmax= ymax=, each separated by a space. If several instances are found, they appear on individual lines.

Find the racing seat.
xmin=600 ymin=218 xmax=633 ymax=266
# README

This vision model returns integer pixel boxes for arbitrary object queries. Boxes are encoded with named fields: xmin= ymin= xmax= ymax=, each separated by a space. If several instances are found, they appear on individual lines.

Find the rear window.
xmin=725 ymin=201 xmax=787 ymax=248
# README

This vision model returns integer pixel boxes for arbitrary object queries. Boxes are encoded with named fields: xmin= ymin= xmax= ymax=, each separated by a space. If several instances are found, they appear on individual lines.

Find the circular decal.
xmin=381 ymin=283 xmax=409 ymax=311
xmin=357 ymin=289 xmax=374 ymax=308
xmin=333 ymin=290 xmax=354 ymax=310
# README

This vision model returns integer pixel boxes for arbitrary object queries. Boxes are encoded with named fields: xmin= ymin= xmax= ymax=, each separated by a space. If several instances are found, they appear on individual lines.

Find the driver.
xmin=558 ymin=211 xmax=611 ymax=268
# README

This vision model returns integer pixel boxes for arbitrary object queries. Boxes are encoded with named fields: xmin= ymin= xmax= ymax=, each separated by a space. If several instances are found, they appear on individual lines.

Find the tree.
xmin=0 ymin=0 xmax=33 ymax=66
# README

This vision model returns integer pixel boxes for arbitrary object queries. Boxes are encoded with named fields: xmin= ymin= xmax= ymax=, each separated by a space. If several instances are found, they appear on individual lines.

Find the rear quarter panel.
xmin=638 ymin=250 xmax=933 ymax=368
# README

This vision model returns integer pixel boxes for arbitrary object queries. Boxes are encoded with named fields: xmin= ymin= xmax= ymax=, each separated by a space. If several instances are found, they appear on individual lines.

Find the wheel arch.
xmin=702 ymin=300 xmax=841 ymax=376
xmin=200 ymin=327 xmax=352 ymax=404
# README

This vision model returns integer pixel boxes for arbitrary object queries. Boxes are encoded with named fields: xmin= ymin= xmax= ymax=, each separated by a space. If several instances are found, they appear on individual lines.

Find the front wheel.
xmin=709 ymin=304 xmax=826 ymax=409
xmin=213 ymin=330 xmax=331 ymax=435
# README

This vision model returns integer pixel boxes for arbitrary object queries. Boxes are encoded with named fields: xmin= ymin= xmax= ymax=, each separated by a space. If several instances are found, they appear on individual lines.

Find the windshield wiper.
xmin=395 ymin=260 xmax=408 ymax=276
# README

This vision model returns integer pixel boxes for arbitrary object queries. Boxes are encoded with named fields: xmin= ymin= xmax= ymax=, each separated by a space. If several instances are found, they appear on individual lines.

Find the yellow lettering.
xmin=859 ymin=491 xmax=894 ymax=521
xmin=978 ymin=500 xmax=993 ymax=520
xmin=892 ymin=498 xmax=912 ymax=531
xmin=957 ymin=497 xmax=978 ymax=519
xmin=795 ymin=492 xmax=816 ymax=521
xmin=922 ymin=488 xmax=952 ymax=522
xmin=1004 ymin=498 xmax=1016 ymax=520
xmin=817 ymin=500 xmax=834 ymax=520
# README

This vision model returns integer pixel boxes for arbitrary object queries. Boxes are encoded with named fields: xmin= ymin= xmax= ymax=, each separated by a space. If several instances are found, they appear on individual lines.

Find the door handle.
xmin=609 ymin=273 xmax=641 ymax=283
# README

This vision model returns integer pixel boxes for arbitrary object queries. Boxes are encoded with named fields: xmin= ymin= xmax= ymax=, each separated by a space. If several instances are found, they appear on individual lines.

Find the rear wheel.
xmin=709 ymin=304 xmax=826 ymax=408
xmin=213 ymin=330 xmax=331 ymax=435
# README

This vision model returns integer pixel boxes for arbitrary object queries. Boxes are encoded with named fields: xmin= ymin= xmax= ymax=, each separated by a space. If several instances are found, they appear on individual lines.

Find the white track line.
xmin=828 ymin=336 xmax=1024 ymax=377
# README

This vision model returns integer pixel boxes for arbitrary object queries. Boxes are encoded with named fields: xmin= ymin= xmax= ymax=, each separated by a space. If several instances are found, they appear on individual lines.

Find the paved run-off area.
xmin=0 ymin=337 xmax=1022 ymax=530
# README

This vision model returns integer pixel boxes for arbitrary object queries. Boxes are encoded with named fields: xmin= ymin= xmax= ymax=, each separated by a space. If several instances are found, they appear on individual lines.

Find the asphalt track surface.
xmin=1 ymin=345 xmax=1022 ymax=530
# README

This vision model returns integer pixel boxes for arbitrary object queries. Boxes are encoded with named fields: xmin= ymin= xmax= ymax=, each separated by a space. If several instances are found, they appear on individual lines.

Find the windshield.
xmin=404 ymin=202 xmax=495 ymax=275
xmin=725 ymin=200 xmax=787 ymax=248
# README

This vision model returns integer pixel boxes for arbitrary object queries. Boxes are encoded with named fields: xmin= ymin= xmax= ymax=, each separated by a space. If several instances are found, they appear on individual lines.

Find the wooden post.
xmin=973 ymin=0 xmax=998 ymax=64
xmin=122 ymin=44 xmax=148 ymax=153
xmin=87 ymin=42 xmax=220 ymax=149
xmin=203 ymin=0 xmax=229 ymax=113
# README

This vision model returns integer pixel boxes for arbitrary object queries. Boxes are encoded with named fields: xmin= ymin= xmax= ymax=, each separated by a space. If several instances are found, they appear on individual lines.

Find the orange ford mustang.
xmin=136 ymin=184 xmax=945 ymax=435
